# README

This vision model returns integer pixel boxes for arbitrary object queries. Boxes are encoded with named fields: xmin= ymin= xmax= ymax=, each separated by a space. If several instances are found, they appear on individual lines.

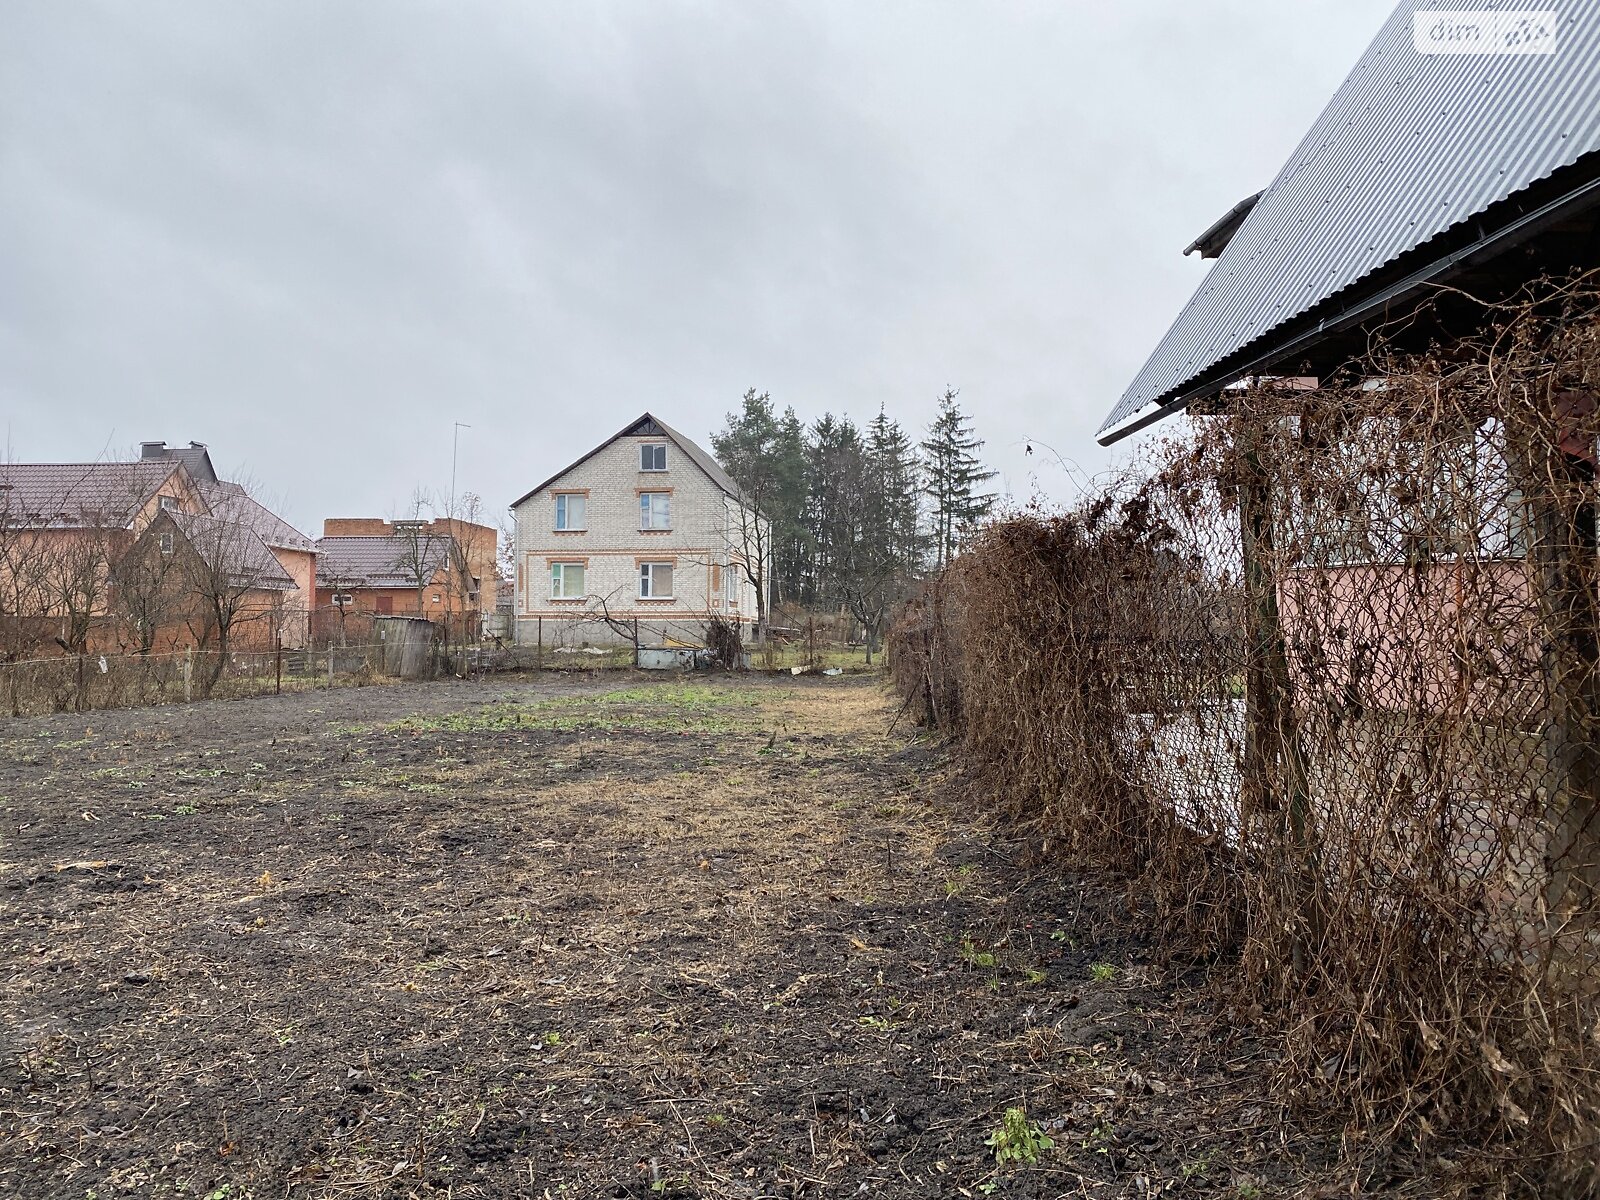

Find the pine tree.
xmin=920 ymin=388 xmax=996 ymax=569
xmin=830 ymin=406 xmax=924 ymax=660
xmin=803 ymin=414 xmax=864 ymax=607
xmin=866 ymin=406 xmax=925 ymax=575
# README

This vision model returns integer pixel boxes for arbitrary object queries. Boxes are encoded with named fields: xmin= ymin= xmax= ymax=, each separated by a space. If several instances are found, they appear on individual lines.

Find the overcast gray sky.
xmin=3 ymin=0 xmax=1396 ymax=535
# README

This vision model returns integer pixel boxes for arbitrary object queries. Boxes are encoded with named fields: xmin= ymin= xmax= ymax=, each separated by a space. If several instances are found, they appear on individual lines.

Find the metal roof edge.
xmin=1098 ymin=159 xmax=1600 ymax=445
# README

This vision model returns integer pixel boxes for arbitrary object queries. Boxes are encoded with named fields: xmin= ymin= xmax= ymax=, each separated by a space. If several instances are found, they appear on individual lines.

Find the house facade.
xmin=509 ymin=414 xmax=769 ymax=647
xmin=313 ymin=516 xmax=497 ymax=643
xmin=0 ymin=442 xmax=314 ymax=656
xmin=135 ymin=442 xmax=315 ymax=649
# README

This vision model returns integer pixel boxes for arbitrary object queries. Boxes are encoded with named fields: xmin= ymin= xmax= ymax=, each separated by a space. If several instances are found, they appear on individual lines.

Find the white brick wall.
xmin=510 ymin=431 xmax=767 ymax=647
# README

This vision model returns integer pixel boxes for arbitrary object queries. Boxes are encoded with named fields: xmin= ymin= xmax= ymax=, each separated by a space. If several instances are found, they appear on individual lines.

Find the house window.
xmin=554 ymin=493 xmax=586 ymax=531
xmin=550 ymin=562 xmax=586 ymax=599
xmin=639 ymin=491 xmax=671 ymax=530
xmin=640 ymin=443 xmax=667 ymax=472
xmin=432 ymin=593 xmax=442 ymax=604
xmin=158 ymin=495 xmax=179 ymax=511
xmin=332 ymin=592 xmax=353 ymax=607
xmin=725 ymin=562 xmax=740 ymax=605
xmin=639 ymin=561 xmax=674 ymax=599
xmin=159 ymin=532 xmax=174 ymax=556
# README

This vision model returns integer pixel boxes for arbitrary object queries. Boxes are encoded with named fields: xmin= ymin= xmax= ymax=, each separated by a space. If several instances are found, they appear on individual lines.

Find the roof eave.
xmin=1099 ymin=166 xmax=1600 ymax=446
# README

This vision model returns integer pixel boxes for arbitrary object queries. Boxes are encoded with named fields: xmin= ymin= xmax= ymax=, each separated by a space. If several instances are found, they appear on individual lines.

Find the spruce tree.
xmin=920 ymin=388 xmax=996 ymax=569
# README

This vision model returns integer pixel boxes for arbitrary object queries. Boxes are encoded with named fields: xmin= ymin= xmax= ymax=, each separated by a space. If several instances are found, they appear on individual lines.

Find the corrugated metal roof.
xmin=1101 ymin=0 xmax=1600 ymax=443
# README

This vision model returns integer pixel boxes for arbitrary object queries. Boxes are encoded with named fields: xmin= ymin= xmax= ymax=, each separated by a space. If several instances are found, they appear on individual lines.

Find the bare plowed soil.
xmin=3 ymin=674 xmax=1355 ymax=1198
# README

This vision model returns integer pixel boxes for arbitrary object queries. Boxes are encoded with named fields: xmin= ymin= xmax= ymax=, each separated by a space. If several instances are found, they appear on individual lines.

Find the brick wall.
xmin=510 ymin=432 xmax=764 ymax=647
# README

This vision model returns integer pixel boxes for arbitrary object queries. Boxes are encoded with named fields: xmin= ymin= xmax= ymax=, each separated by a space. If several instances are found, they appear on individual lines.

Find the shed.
xmin=375 ymin=616 xmax=439 ymax=679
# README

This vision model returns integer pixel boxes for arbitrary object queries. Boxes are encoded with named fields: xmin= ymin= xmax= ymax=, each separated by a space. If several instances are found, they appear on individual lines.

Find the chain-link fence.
xmin=891 ymin=280 xmax=1600 ymax=1192
xmin=0 ymin=643 xmax=389 ymax=717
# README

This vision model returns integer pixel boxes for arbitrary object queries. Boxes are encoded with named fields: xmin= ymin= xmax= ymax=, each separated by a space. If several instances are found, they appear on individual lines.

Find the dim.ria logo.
xmin=1413 ymin=9 xmax=1560 ymax=54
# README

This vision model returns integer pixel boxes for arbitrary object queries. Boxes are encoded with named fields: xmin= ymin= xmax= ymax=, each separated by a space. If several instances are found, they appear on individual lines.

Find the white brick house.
xmin=509 ymin=414 xmax=770 ymax=647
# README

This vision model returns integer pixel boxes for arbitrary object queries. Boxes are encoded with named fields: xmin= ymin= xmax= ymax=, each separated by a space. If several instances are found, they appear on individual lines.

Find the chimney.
xmin=141 ymin=441 xmax=167 ymax=459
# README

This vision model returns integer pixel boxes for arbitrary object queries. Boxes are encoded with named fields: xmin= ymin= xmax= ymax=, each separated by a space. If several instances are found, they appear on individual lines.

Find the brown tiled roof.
xmin=201 ymin=482 xmax=314 ymax=552
xmin=315 ymin=535 xmax=453 ymax=589
xmin=141 ymin=441 xmax=218 ymax=483
xmin=166 ymin=511 xmax=298 ymax=590
xmin=0 ymin=462 xmax=180 ymax=528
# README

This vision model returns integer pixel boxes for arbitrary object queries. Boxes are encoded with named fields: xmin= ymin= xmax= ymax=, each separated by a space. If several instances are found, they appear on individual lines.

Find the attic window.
xmin=159 ymin=533 xmax=175 ymax=556
xmin=159 ymin=495 xmax=179 ymax=511
xmin=640 ymin=443 xmax=667 ymax=472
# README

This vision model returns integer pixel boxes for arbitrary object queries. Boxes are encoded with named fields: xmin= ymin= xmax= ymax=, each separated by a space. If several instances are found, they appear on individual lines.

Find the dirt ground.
xmin=2 ymin=673 xmax=1378 ymax=1199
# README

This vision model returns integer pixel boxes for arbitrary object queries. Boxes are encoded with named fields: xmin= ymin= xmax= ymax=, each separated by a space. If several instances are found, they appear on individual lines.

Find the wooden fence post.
xmin=182 ymin=647 xmax=193 ymax=703
xmin=1511 ymin=394 xmax=1600 ymax=915
xmin=275 ymin=636 xmax=283 ymax=695
xmin=536 ymin=616 xmax=543 ymax=672
xmin=1236 ymin=410 xmax=1314 ymax=971
xmin=632 ymin=618 xmax=640 ymax=668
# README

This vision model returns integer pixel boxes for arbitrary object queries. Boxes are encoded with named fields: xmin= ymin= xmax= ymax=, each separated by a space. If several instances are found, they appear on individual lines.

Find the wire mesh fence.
xmin=891 ymin=279 xmax=1600 ymax=1191
xmin=0 ymin=643 xmax=390 ymax=718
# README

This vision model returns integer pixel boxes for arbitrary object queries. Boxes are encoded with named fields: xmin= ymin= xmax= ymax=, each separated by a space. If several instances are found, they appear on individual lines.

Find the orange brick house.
xmin=0 ymin=442 xmax=314 ymax=657
xmin=313 ymin=517 xmax=496 ymax=642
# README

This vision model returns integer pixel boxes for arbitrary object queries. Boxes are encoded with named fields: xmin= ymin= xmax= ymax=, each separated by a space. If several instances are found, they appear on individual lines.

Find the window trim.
xmin=638 ymin=490 xmax=672 ymax=531
xmin=637 ymin=560 xmax=675 ymax=601
xmin=553 ymin=491 xmax=588 ymax=532
xmin=548 ymin=560 xmax=588 ymax=602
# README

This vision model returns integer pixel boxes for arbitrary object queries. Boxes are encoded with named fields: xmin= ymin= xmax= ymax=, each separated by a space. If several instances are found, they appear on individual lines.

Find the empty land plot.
xmin=3 ymin=674 xmax=1364 ymax=1198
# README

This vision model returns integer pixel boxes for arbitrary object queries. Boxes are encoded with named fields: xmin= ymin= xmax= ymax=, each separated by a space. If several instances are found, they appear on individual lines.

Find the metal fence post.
xmin=275 ymin=636 xmax=283 ymax=695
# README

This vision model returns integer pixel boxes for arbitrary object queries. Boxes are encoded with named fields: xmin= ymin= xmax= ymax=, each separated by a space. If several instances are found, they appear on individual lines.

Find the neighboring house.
xmin=138 ymin=442 xmax=316 ymax=648
xmin=0 ymin=442 xmax=313 ymax=656
xmin=118 ymin=507 xmax=302 ymax=653
xmin=0 ymin=459 xmax=204 ymax=656
xmin=313 ymin=517 xmax=496 ymax=638
xmin=509 ymin=413 xmax=770 ymax=647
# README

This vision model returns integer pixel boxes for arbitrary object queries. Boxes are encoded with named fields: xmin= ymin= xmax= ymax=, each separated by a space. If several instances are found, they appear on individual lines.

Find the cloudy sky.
xmin=3 ymin=0 xmax=1396 ymax=534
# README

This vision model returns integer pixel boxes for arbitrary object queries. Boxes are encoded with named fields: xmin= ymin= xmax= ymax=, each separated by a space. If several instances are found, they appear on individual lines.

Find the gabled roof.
xmin=163 ymin=510 xmax=298 ymax=590
xmin=1101 ymin=0 xmax=1600 ymax=444
xmin=0 ymin=461 xmax=182 ymax=529
xmin=315 ymin=535 xmax=453 ymax=589
xmin=510 ymin=412 xmax=750 ymax=508
xmin=141 ymin=440 xmax=217 ymax=483
xmin=201 ymin=482 xmax=314 ymax=553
